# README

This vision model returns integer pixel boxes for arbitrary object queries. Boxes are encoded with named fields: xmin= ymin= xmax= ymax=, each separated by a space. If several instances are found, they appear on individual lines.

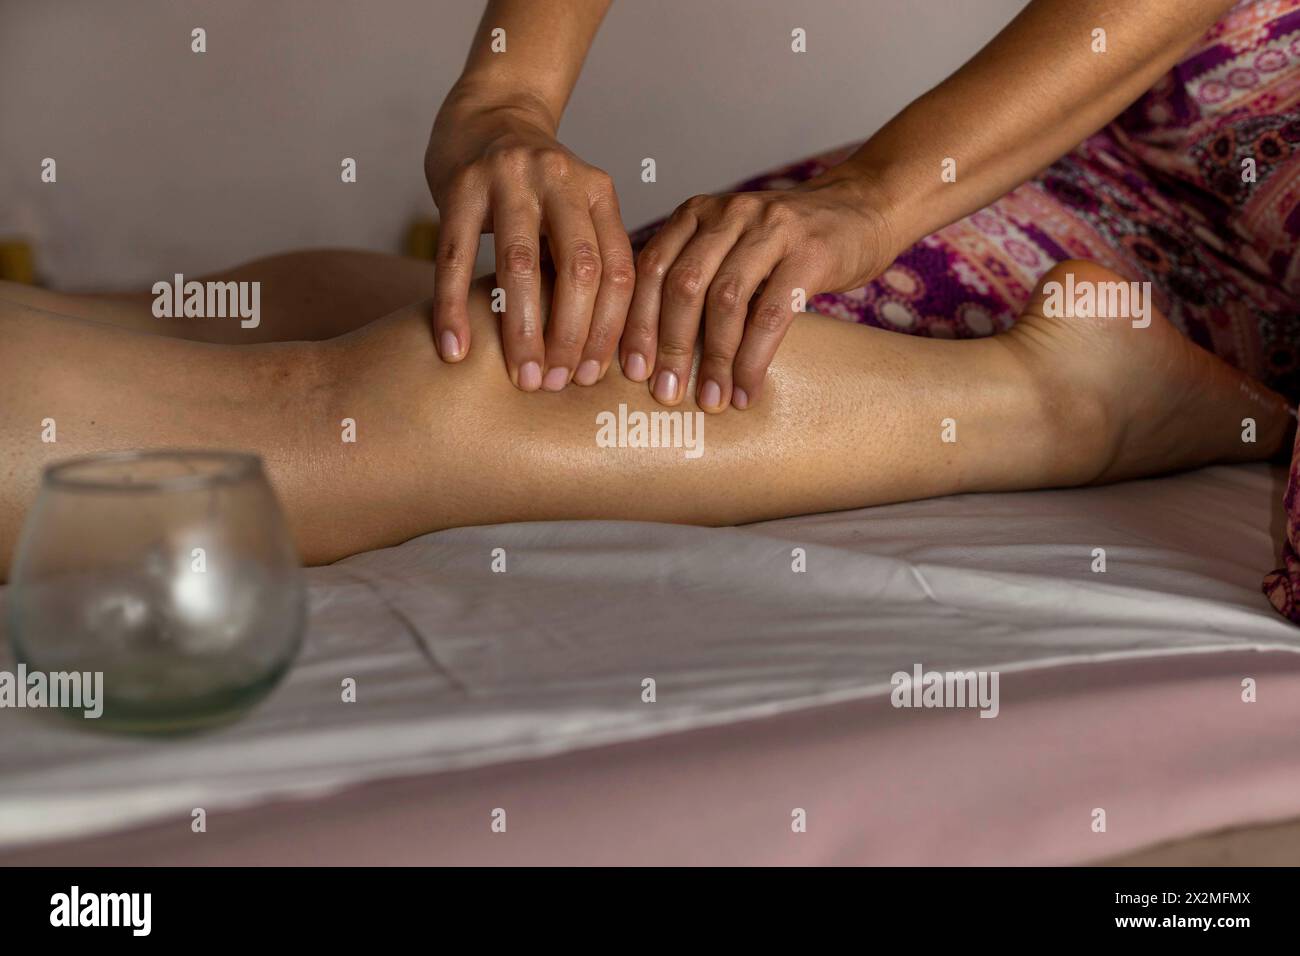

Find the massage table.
xmin=3 ymin=462 xmax=1299 ymax=865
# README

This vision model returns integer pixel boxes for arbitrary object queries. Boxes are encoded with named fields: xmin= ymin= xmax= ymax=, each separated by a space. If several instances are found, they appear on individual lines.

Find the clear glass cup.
xmin=7 ymin=450 xmax=305 ymax=732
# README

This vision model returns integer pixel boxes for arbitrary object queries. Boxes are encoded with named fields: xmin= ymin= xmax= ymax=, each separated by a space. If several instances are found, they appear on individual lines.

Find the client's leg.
xmin=0 ymin=249 xmax=442 ymax=343
xmin=0 ymin=260 xmax=1290 ymax=580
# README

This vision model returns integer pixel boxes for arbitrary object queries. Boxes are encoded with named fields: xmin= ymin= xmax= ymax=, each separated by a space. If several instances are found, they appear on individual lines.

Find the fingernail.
xmin=699 ymin=379 xmax=722 ymax=410
xmin=519 ymin=361 xmax=542 ymax=391
xmin=542 ymin=366 xmax=570 ymax=392
xmin=439 ymin=330 xmax=461 ymax=360
xmin=732 ymin=386 xmax=749 ymax=409
xmin=575 ymin=360 xmax=601 ymax=386
xmin=623 ymin=352 xmax=648 ymax=381
xmin=653 ymin=370 xmax=679 ymax=403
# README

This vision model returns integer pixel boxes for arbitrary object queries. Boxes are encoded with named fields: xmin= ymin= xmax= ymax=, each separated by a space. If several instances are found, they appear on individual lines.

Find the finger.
xmin=492 ymin=195 xmax=546 ymax=391
xmin=697 ymin=234 xmax=783 ymax=412
xmin=651 ymin=222 xmax=745 ymax=406
xmin=621 ymin=201 xmax=701 ymax=382
xmin=732 ymin=258 xmax=809 ymax=409
xmin=575 ymin=195 xmax=635 ymax=386
xmin=432 ymin=195 xmax=486 ymax=363
xmin=541 ymin=191 xmax=602 ymax=391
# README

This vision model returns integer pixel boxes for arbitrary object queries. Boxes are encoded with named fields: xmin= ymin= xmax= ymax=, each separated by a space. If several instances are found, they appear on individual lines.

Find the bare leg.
xmin=0 ymin=258 xmax=1290 ymax=580
xmin=0 ymin=249 xmax=442 ymax=343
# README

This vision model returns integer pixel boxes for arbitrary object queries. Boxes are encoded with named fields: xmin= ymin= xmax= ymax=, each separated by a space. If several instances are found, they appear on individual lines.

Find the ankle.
xmin=995 ymin=328 xmax=1119 ymax=488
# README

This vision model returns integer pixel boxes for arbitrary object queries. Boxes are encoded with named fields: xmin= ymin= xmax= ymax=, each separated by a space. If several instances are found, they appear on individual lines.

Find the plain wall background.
xmin=0 ymin=0 xmax=1027 ymax=289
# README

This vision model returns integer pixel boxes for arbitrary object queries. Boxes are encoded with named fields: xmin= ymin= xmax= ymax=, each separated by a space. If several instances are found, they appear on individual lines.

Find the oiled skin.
xmin=0 ymin=251 xmax=1288 ymax=579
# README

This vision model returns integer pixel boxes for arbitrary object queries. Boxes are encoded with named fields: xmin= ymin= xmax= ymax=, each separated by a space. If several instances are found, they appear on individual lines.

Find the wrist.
xmin=441 ymin=75 xmax=562 ymax=135
xmin=822 ymin=113 xmax=972 ymax=252
xmin=427 ymin=79 xmax=562 ymax=202
xmin=799 ymin=166 xmax=907 ymax=283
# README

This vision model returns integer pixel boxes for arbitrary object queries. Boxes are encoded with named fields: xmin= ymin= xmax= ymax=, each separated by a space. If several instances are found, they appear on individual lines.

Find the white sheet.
xmin=2 ymin=463 xmax=1297 ymax=848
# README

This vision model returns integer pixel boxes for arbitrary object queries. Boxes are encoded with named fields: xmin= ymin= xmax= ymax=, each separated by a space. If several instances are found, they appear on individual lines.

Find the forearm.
xmin=444 ymin=0 xmax=611 ymax=129
xmin=823 ymin=0 xmax=1237 ymax=255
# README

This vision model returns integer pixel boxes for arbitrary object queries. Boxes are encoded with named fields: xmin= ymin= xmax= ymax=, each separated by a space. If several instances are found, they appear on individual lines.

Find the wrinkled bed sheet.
xmin=1 ymin=463 xmax=1296 ymax=849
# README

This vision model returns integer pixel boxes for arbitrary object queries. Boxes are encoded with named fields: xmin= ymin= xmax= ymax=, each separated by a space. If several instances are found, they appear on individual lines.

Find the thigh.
xmin=0 ymin=280 xmax=163 ymax=336
xmin=0 ymin=294 xmax=326 ymax=576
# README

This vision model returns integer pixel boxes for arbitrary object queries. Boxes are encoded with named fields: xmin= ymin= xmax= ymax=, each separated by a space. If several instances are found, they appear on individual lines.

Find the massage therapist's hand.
xmin=622 ymin=177 xmax=894 ymax=411
xmin=425 ymin=94 xmax=634 ymax=392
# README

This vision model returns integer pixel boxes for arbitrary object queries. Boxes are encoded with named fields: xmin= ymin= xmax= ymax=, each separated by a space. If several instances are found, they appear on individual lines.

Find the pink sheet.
xmin=7 ymin=649 xmax=1298 ymax=865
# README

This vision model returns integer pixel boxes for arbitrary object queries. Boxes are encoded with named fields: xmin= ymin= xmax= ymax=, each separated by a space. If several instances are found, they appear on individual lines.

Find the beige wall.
xmin=0 ymin=0 xmax=1026 ymax=289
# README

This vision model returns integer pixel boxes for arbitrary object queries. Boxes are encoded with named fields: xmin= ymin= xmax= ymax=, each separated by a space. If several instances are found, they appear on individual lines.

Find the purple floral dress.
xmin=632 ymin=0 xmax=1300 ymax=624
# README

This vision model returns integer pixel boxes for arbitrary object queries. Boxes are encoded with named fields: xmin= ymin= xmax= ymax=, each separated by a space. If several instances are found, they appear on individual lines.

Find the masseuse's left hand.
xmin=620 ymin=176 xmax=893 ymax=411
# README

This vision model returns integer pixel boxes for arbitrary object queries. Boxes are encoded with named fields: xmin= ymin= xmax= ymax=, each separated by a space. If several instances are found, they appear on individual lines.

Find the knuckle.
xmin=603 ymin=256 xmax=636 ymax=292
xmin=500 ymin=239 xmax=539 ymax=278
xmin=636 ymin=246 xmax=668 ymax=282
xmin=734 ymin=357 xmax=768 ymax=383
xmin=750 ymin=299 xmax=791 ymax=332
xmin=701 ymin=344 xmax=737 ymax=366
xmin=760 ymin=201 xmax=794 ymax=228
xmin=550 ymin=325 xmax=585 ymax=352
xmin=658 ymin=339 xmax=695 ymax=360
xmin=492 ymin=145 xmax=532 ymax=173
xmin=709 ymin=276 xmax=744 ymax=312
xmin=667 ymin=262 xmax=707 ymax=301
xmin=665 ymin=204 xmax=694 ymax=229
xmin=565 ymin=242 xmax=602 ymax=285
xmin=539 ymin=149 xmax=572 ymax=178
xmin=722 ymin=192 xmax=760 ymax=217
xmin=684 ymin=193 xmax=712 ymax=213
xmin=436 ymin=241 xmax=471 ymax=272
xmin=622 ymin=318 xmax=655 ymax=342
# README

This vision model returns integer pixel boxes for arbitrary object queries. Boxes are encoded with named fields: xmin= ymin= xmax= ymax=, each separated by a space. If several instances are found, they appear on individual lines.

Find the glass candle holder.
xmin=7 ymin=450 xmax=305 ymax=732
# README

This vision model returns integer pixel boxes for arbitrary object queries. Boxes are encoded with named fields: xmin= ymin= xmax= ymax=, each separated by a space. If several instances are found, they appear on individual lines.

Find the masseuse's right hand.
xmin=425 ymin=93 xmax=634 ymax=391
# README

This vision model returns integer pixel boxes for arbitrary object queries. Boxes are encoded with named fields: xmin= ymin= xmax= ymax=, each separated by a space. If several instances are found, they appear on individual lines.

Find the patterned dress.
xmin=632 ymin=0 xmax=1300 ymax=624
